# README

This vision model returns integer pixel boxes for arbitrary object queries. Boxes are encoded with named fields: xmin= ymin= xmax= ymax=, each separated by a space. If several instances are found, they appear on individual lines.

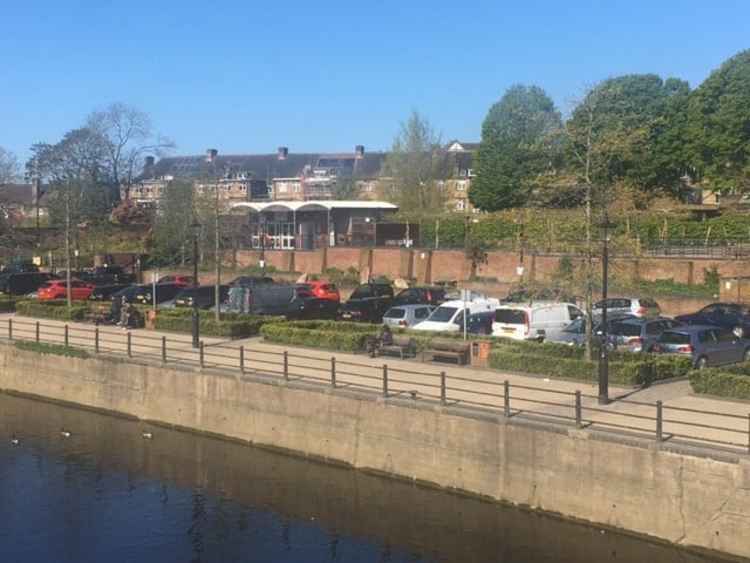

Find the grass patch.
xmin=14 ymin=340 xmax=90 ymax=359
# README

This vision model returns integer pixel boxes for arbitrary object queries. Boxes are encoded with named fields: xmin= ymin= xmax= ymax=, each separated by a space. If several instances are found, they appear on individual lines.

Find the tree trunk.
xmin=65 ymin=185 xmax=72 ymax=309
xmin=214 ymin=187 xmax=221 ymax=322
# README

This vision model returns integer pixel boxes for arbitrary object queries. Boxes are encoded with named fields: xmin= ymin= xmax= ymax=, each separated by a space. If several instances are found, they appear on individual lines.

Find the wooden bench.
xmin=425 ymin=339 xmax=470 ymax=365
xmin=377 ymin=335 xmax=417 ymax=359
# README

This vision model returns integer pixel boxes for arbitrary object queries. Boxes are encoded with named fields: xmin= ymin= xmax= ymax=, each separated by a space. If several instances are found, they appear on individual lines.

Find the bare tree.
xmin=86 ymin=102 xmax=174 ymax=197
xmin=0 ymin=147 xmax=20 ymax=184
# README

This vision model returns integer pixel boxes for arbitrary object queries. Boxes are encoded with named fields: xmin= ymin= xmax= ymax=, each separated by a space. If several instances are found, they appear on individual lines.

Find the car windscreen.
xmin=495 ymin=309 xmax=526 ymax=324
xmin=610 ymin=322 xmax=642 ymax=337
xmin=428 ymin=306 xmax=457 ymax=323
xmin=384 ymin=308 xmax=405 ymax=319
xmin=659 ymin=331 xmax=690 ymax=345
xmin=563 ymin=318 xmax=584 ymax=333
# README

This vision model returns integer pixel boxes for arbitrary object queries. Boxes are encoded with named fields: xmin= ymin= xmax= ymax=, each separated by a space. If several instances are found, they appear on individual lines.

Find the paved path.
xmin=2 ymin=313 xmax=749 ymax=455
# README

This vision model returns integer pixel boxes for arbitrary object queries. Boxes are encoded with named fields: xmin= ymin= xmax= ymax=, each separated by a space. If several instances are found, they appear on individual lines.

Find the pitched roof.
xmin=446 ymin=140 xmax=480 ymax=152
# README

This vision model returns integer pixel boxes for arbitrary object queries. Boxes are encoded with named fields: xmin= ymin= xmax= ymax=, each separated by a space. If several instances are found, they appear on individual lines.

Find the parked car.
xmin=38 ymin=280 xmax=94 ymax=301
xmin=228 ymin=275 xmax=275 ymax=287
xmin=300 ymin=280 xmax=340 ymax=303
xmin=81 ymin=266 xmax=136 ymax=285
xmin=339 ymin=282 xmax=394 ymax=322
xmin=675 ymin=303 xmax=750 ymax=336
xmin=411 ymin=298 xmax=500 ymax=333
xmin=157 ymin=275 xmax=196 ymax=287
xmin=382 ymin=304 xmax=434 ymax=328
xmin=0 ymin=272 xmax=57 ymax=296
xmin=609 ymin=317 xmax=683 ymax=353
xmin=501 ymin=287 xmax=579 ymax=305
xmin=392 ymin=286 xmax=447 ymax=307
xmin=134 ymin=283 xmax=183 ymax=305
xmin=593 ymin=297 xmax=661 ymax=319
xmin=88 ymin=284 xmax=133 ymax=301
xmin=546 ymin=315 xmax=632 ymax=347
xmin=174 ymin=285 xmax=230 ymax=309
xmin=222 ymin=284 xmax=337 ymax=319
xmin=466 ymin=310 xmax=496 ymax=335
xmin=493 ymin=302 xmax=584 ymax=341
xmin=0 ymin=262 xmax=39 ymax=274
xmin=653 ymin=325 xmax=750 ymax=369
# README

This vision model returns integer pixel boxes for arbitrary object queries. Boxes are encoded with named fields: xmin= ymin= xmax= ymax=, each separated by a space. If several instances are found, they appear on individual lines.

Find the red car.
xmin=38 ymin=280 xmax=94 ymax=301
xmin=158 ymin=275 xmax=196 ymax=287
xmin=302 ymin=280 xmax=340 ymax=302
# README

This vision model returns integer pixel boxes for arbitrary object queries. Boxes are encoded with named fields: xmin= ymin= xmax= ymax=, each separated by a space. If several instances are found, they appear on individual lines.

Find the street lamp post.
xmin=191 ymin=220 xmax=202 ymax=349
xmin=259 ymin=215 xmax=266 ymax=275
xmin=598 ymin=213 xmax=615 ymax=405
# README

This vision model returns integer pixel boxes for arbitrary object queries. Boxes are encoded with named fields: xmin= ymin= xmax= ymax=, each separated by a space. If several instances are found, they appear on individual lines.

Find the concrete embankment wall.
xmin=1 ymin=344 xmax=749 ymax=559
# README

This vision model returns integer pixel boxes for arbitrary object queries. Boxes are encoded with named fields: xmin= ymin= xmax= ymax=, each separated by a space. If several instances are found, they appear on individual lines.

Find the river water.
xmin=0 ymin=392 xmax=733 ymax=563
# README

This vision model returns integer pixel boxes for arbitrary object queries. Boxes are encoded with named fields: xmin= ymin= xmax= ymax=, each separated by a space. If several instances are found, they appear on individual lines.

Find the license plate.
xmin=502 ymin=327 xmax=515 ymax=333
xmin=342 ymin=313 xmax=352 ymax=319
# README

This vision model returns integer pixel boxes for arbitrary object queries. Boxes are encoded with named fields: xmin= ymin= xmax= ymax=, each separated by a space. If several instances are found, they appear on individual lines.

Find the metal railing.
xmin=2 ymin=316 xmax=749 ymax=457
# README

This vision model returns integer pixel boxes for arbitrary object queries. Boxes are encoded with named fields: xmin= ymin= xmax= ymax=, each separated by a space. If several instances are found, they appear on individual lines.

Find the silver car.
xmin=594 ymin=297 xmax=661 ymax=319
xmin=382 ymin=304 xmax=434 ymax=328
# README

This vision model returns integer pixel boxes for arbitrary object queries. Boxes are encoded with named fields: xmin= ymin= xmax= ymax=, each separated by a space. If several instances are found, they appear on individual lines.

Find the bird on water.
xmin=60 ymin=429 xmax=71 ymax=438
xmin=10 ymin=435 xmax=19 ymax=446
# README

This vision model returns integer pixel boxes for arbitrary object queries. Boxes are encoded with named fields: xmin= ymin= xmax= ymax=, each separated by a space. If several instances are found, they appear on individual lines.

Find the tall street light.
xmin=191 ymin=220 xmax=202 ymax=349
xmin=598 ymin=213 xmax=615 ymax=405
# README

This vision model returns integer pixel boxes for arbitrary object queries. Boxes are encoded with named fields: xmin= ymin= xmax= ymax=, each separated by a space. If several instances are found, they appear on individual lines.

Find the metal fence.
xmin=2 ymin=316 xmax=749 ymax=457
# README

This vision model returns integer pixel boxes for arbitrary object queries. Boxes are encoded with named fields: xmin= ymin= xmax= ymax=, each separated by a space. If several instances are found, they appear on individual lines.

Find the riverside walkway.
xmin=1 ymin=312 xmax=748 ymax=457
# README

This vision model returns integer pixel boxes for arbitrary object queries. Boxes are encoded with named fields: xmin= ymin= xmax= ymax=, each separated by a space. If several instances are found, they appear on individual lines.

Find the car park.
xmin=493 ymin=302 xmax=584 ymax=341
xmin=174 ymin=285 xmax=230 ymax=309
xmin=653 ymin=325 xmax=750 ymax=368
xmin=609 ymin=317 xmax=682 ymax=353
xmin=675 ymin=303 xmax=750 ymax=336
xmin=392 ymin=286 xmax=447 ymax=307
xmin=157 ymin=275 xmax=196 ymax=287
xmin=339 ymin=282 xmax=394 ymax=322
xmin=134 ymin=283 xmax=183 ymax=305
xmin=412 ymin=298 xmax=500 ymax=333
xmin=594 ymin=297 xmax=661 ymax=318
xmin=382 ymin=304 xmax=434 ymax=328
xmin=0 ymin=272 xmax=57 ymax=296
xmin=38 ymin=280 xmax=94 ymax=301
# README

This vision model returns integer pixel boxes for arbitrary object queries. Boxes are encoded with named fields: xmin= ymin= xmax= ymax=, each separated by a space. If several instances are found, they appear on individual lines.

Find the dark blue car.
xmin=653 ymin=325 xmax=750 ymax=369
xmin=675 ymin=303 xmax=750 ymax=336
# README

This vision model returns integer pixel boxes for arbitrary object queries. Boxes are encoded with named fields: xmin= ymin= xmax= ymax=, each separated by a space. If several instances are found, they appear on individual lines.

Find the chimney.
xmin=277 ymin=146 xmax=288 ymax=160
xmin=206 ymin=148 xmax=218 ymax=163
xmin=355 ymin=145 xmax=365 ymax=159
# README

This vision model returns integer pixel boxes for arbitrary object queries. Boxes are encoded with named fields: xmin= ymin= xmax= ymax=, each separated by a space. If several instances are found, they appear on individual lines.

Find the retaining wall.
xmin=0 ymin=344 xmax=748 ymax=559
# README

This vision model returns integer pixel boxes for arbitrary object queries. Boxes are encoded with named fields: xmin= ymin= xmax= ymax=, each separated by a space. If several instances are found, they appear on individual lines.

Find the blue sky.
xmin=1 ymin=0 xmax=748 ymax=163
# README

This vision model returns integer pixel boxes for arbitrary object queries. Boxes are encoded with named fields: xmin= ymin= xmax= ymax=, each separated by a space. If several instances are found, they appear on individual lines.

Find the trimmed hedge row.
xmin=260 ymin=323 xmax=370 ymax=352
xmin=15 ymin=300 xmax=88 ymax=321
xmin=689 ymin=368 xmax=750 ymax=400
xmin=154 ymin=310 xmax=284 ymax=338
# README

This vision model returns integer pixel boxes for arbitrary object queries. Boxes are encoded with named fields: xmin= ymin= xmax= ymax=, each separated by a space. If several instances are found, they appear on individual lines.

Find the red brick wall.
xmin=265 ymin=251 xmax=293 ymax=272
xmin=327 ymin=248 xmax=368 ymax=273
xmin=294 ymin=250 xmax=325 ymax=275
xmin=372 ymin=249 xmax=406 ymax=280
xmin=430 ymin=250 xmax=469 ymax=282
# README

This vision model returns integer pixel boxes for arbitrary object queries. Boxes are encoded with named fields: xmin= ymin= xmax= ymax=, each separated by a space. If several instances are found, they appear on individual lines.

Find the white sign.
xmin=516 ymin=266 xmax=525 ymax=277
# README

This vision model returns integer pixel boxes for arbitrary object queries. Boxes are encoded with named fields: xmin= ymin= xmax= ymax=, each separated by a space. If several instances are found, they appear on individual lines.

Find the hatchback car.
xmin=594 ymin=297 xmax=661 ymax=318
xmin=609 ymin=317 xmax=683 ymax=353
xmin=301 ymin=280 xmax=340 ymax=303
xmin=38 ymin=280 xmax=94 ymax=301
xmin=675 ymin=303 xmax=750 ymax=336
xmin=382 ymin=304 xmax=434 ymax=328
xmin=653 ymin=326 xmax=750 ymax=369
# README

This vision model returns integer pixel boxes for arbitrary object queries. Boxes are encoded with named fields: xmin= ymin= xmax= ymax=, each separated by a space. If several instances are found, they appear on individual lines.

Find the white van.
xmin=412 ymin=298 xmax=500 ymax=333
xmin=492 ymin=302 xmax=583 ymax=341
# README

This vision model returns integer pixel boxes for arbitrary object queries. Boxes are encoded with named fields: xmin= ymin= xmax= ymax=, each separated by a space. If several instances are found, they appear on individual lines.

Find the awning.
xmin=231 ymin=200 xmax=398 ymax=213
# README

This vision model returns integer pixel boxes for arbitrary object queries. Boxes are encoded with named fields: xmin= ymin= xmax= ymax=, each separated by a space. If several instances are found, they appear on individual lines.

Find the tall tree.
xmin=384 ymin=111 xmax=448 ymax=213
xmin=685 ymin=49 xmax=750 ymax=192
xmin=152 ymin=180 xmax=195 ymax=264
xmin=0 ymin=147 xmax=20 ymax=183
xmin=470 ymin=85 xmax=561 ymax=211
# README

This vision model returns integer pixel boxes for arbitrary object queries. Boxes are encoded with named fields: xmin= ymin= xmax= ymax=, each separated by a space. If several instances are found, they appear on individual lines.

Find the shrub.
xmin=689 ymin=368 xmax=750 ymax=400
xmin=14 ymin=340 xmax=90 ymax=359
xmin=15 ymin=300 xmax=88 ymax=321
xmin=154 ymin=311 xmax=282 ymax=338
xmin=260 ymin=323 xmax=371 ymax=352
xmin=0 ymin=297 xmax=16 ymax=313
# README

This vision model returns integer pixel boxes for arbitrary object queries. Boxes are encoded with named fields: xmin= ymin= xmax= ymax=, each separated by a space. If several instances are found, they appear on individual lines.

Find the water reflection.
xmin=0 ymin=392 xmax=732 ymax=563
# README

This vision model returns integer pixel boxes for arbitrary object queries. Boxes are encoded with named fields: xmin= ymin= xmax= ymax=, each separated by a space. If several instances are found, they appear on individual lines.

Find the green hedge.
xmin=15 ymin=300 xmax=88 ymax=321
xmin=260 ymin=323 xmax=370 ymax=352
xmin=154 ymin=310 xmax=283 ymax=338
xmin=689 ymin=368 xmax=750 ymax=400
xmin=14 ymin=340 xmax=90 ymax=359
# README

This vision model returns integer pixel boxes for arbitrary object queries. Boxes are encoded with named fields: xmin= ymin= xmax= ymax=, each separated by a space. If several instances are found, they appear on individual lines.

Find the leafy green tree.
xmin=470 ymin=85 xmax=561 ymax=211
xmin=686 ymin=49 xmax=750 ymax=192
xmin=384 ymin=111 xmax=448 ymax=213
xmin=152 ymin=180 xmax=195 ymax=264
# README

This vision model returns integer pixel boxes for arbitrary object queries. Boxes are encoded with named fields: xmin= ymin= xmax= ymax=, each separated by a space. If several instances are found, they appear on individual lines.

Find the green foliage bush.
xmin=15 ymin=300 xmax=88 ymax=321
xmin=260 ymin=322 xmax=372 ymax=352
xmin=154 ymin=310 xmax=282 ymax=338
xmin=14 ymin=340 xmax=90 ymax=359
xmin=689 ymin=368 xmax=750 ymax=400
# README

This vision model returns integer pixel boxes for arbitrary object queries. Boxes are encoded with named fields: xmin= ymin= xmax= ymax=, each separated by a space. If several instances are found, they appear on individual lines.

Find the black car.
xmin=392 ymin=286 xmax=446 ymax=307
xmin=81 ymin=266 xmax=136 ymax=285
xmin=88 ymin=284 xmax=134 ymax=301
xmin=224 ymin=284 xmax=336 ymax=319
xmin=675 ymin=303 xmax=750 ymax=336
xmin=133 ymin=283 xmax=183 ymax=305
xmin=0 ymin=272 xmax=57 ymax=296
xmin=174 ymin=285 xmax=230 ymax=309
xmin=0 ymin=262 xmax=39 ymax=274
xmin=340 ymin=283 xmax=394 ymax=322
xmin=228 ymin=276 xmax=275 ymax=287
xmin=467 ymin=311 xmax=495 ymax=335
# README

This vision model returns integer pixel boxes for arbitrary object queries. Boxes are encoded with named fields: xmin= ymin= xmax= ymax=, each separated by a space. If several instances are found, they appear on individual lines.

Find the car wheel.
xmin=695 ymin=356 xmax=708 ymax=370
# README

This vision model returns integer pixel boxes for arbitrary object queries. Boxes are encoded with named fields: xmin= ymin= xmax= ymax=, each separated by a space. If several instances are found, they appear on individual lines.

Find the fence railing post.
xmin=382 ymin=364 xmax=388 ymax=398
xmin=440 ymin=371 xmax=447 ymax=405
xmin=575 ymin=391 xmax=582 ymax=428
xmin=747 ymin=413 xmax=750 ymax=455
xmin=331 ymin=357 xmax=336 ymax=388
xmin=504 ymin=380 xmax=510 ymax=417
xmin=656 ymin=400 xmax=663 ymax=442
xmin=199 ymin=341 xmax=204 ymax=368
xmin=161 ymin=336 xmax=166 ymax=363
xmin=283 ymin=351 xmax=289 ymax=381
xmin=94 ymin=327 xmax=99 ymax=353
xmin=7 ymin=318 xmax=12 ymax=340
xmin=35 ymin=321 xmax=40 ymax=344
xmin=127 ymin=332 xmax=132 ymax=357
xmin=64 ymin=324 xmax=69 ymax=348
xmin=239 ymin=345 xmax=245 ymax=374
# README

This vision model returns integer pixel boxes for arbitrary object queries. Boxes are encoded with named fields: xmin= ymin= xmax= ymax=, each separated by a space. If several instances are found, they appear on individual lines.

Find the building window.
xmin=455 ymin=200 xmax=465 ymax=211
xmin=456 ymin=180 xmax=468 ymax=191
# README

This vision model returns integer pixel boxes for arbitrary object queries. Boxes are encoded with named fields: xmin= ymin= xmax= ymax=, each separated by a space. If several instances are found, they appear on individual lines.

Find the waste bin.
xmin=471 ymin=340 xmax=492 ymax=367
